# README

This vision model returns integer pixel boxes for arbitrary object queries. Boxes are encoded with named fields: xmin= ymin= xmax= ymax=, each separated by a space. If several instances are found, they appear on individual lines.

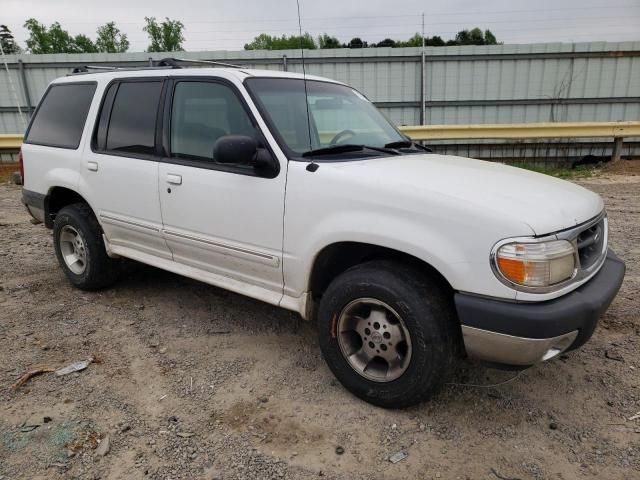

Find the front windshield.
xmin=245 ymin=78 xmax=406 ymax=156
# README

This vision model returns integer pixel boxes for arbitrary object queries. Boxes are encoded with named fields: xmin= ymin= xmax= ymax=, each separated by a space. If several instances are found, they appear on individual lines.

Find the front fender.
xmin=285 ymin=209 xmax=520 ymax=301
xmin=282 ymin=161 xmax=532 ymax=301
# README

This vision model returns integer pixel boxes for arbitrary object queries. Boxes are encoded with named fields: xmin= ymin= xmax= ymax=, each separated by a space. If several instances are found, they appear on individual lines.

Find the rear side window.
xmin=25 ymin=83 xmax=96 ymax=149
xmin=104 ymin=81 xmax=162 ymax=155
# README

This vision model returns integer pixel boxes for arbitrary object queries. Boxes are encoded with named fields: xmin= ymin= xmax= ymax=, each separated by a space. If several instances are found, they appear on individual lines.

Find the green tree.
xmin=42 ymin=22 xmax=74 ymax=52
xmin=143 ymin=17 xmax=185 ymax=52
xmin=244 ymin=33 xmax=271 ymax=50
xmin=317 ymin=33 xmax=341 ymax=49
xmin=454 ymin=29 xmax=471 ymax=45
xmin=0 ymin=25 xmax=21 ymax=54
xmin=397 ymin=33 xmax=446 ymax=48
xmin=72 ymin=34 xmax=97 ymax=53
xmin=24 ymin=19 xmax=96 ymax=53
xmin=484 ymin=29 xmax=498 ymax=45
xmin=244 ymin=33 xmax=316 ymax=50
xmin=469 ymin=27 xmax=485 ymax=45
xmin=24 ymin=18 xmax=53 ymax=53
xmin=454 ymin=27 xmax=499 ymax=46
xmin=96 ymin=22 xmax=129 ymax=53
xmin=399 ymin=33 xmax=423 ymax=47
xmin=375 ymin=38 xmax=397 ymax=48
xmin=346 ymin=37 xmax=368 ymax=48
xmin=425 ymin=36 xmax=445 ymax=47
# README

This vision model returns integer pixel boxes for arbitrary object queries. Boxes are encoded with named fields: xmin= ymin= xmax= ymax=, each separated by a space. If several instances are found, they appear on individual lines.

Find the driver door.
xmin=157 ymin=79 xmax=286 ymax=302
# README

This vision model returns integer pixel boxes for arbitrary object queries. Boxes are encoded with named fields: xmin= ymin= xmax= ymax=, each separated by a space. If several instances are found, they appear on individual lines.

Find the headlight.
xmin=492 ymin=239 xmax=576 ymax=289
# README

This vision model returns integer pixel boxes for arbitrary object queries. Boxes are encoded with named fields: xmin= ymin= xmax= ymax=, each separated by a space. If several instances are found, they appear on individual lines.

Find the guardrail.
xmin=398 ymin=121 xmax=640 ymax=140
xmin=2 ymin=121 xmax=639 ymax=161
xmin=398 ymin=121 xmax=640 ymax=162
xmin=0 ymin=134 xmax=23 ymax=150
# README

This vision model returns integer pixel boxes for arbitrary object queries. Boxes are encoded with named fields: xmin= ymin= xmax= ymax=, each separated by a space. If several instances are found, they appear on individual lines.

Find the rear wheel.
xmin=53 ymin=203 xmax=119 ymax=290
xmin=317 ymin=260 xmax=459 ymax=408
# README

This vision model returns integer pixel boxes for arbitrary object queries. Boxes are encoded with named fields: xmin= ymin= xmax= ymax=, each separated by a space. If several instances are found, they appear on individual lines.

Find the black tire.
xmin=317 ymin=260 xmax=460 ymax=408
xmin=53 ymin=203 xmax=119 ymax=290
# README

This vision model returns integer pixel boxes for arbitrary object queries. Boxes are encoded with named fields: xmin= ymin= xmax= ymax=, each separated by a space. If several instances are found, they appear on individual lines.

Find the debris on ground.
xmin=335 ymin=446 xmax=345 ymax=455
xmin=20 ymin=424 xmax=40 ymax=433
xmin=55 ymin=357 xmax=94 ymax=376
xmin=388 ymin=450 xmax=408 ymax=464
xmin=11 ymin=356 xmax=95 ymax=390
xmin=605 ymin=350 xmax=624 ymax=362
xmin=11 ymin=367 xmax=55 ymax=391
xmin=95 ymin=435 xmax=110 ymax=457
xmin=628 ymin=412 xmax=640 ymax=421
xmin=490 ymin=467 xmax=523 ymax=480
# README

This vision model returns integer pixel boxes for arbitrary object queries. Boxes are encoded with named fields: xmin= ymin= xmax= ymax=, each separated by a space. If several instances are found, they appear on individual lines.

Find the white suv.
xmin=20 ymin=63 xmax=625 ymax=407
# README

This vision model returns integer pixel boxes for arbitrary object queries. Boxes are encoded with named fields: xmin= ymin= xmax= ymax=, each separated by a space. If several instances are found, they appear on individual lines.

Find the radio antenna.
xmin=295 ymin=0 xmax=318 ymax=172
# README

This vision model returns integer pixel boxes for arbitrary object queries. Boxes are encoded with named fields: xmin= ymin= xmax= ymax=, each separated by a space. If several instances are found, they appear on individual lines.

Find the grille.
xmin=576 ymin=218 xmax=606 ymax=270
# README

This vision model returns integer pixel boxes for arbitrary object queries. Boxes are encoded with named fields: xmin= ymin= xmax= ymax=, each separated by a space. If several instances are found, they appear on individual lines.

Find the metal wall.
xmin=1 ymin=42 xmax=639 ymax=162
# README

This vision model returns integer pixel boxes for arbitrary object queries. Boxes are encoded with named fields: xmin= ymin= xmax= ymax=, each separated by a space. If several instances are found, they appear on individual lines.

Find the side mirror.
xmin=213 ymin=135 xmax=277 ymax=175
xmin=213 ymin=135 xmax=257 ymax=165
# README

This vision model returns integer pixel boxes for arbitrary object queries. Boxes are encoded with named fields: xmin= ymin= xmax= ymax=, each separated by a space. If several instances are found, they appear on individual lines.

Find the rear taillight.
xmin=18 ymin=149 xmax=24 ymax=183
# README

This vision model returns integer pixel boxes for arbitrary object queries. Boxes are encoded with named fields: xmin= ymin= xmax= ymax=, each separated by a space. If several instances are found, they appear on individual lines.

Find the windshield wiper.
xmin=384 ymin=140 xmax=433 ymax=152
xmin=302 ymin=144 xmax=399 ymax=157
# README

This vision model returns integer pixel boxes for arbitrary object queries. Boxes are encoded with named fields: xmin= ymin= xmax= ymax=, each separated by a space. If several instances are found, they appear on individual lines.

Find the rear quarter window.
xmin=104 ymin=81 xmax=162 ymax=156
xmin=25 ymin=83 xmax=97 ymax=149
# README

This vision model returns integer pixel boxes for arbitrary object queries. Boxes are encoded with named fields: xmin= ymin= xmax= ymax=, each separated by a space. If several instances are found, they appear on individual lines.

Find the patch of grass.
xmin=514 ymin=163 xmax=594 ymax=179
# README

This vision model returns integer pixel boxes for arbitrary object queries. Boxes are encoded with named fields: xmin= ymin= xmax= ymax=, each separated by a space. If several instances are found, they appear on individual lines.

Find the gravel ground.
xmin=0 ymin=168 xmax=639 ymax=480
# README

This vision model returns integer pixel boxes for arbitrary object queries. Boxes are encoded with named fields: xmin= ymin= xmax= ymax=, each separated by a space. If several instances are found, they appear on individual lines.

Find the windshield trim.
xmin=243 ymin=76 xmax=406 ymax=162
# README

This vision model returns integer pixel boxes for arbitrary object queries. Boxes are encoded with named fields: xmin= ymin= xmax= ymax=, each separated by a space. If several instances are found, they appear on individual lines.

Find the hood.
xmin=331 ymin=154 xmax=603 ymax=235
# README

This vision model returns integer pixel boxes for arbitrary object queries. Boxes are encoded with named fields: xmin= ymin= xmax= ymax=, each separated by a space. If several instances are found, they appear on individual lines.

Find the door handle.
xmin=166 ymin=174 xmax=182 ymax=185
xmin=87 ymin=161 xmax=99 ymax=172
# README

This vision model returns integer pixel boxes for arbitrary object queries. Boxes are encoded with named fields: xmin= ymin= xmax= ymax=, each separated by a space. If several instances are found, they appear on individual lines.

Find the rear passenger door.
xmin=157 ymin=78 xmax=287 ymax=301
xmin=80 ymin=78 xmax=173 ymax=260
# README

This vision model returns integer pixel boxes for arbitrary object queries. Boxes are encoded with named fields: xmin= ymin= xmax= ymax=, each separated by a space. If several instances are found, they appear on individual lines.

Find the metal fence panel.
xmin=1 ymin=42 xmax=638 ymax=163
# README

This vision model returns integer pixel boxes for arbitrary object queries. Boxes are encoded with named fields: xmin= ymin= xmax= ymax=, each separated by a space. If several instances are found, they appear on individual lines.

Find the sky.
xmin=2 ymin=0 xmax=639 ymax=52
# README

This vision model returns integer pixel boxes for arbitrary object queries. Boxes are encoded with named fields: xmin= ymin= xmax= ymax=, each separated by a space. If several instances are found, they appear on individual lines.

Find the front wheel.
xmin=317 ymin=260 xmax=459 ymax=408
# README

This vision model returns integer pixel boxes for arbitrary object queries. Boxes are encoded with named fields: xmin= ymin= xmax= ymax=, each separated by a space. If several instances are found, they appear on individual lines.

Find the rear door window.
xmin=25 ymin=83 xmax=96 ymax=149
xmin=105 ymin=81 xmax=162 ymax=155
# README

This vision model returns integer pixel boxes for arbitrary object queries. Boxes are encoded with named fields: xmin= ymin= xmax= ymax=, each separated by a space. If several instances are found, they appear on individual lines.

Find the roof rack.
xmin=70 ymin=57 xmax=244 ymax=75
xmin=169 ymin=57 xmax=243 ymax=68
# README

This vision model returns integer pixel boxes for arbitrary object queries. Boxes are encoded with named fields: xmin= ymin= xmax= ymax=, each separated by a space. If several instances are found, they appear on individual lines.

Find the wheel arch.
xmin=308 ymin=241 xmax=454 ymax=304
xmin=45 ymin=186 xmax=93 ymax=228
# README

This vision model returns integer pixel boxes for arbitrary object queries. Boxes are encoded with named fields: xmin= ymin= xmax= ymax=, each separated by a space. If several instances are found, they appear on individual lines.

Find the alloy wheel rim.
xmin=337 ymin=298 xmax=412 ymax=382
xmin=59 ymin=225 xmax=87 ymax=275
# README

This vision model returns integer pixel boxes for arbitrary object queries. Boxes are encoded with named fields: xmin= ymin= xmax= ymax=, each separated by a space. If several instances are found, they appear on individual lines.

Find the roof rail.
xmin=168 ymin=57 xmax=244 ymax=68
xmin=70 ymin=57 xmax=243 ymax=75
xmin=70 ymin=65 xmax=179 ymax=75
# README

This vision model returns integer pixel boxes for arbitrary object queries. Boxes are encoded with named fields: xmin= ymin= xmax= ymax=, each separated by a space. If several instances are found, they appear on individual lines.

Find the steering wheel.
xmin=329 ymin=129 xmax=356 ymax=145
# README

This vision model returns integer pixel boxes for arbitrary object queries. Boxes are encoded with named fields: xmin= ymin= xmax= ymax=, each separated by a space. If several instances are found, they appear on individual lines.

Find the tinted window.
xmin=93 ymin=83 xmax=118 ymax=151
xmin=170 ymin=81 xmax=256 ymax=162
xmin=106 ymin=81 xmax=162 ymax=155
xmin=26 ymin=83 xmax=96 ymax=149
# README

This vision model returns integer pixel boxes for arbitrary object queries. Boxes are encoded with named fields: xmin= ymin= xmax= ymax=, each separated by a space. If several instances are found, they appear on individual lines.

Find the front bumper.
xmin=455 ymin=249 xmax=625 ymax=366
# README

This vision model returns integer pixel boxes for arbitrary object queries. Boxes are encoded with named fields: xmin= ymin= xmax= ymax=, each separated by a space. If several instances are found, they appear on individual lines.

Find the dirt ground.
xmin=0 ymin=167 xmax=639 ymax=480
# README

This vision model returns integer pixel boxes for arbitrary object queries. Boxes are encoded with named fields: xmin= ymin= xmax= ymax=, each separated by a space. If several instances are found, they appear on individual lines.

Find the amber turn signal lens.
xmin=496 ymin=257 xmax=526 ymax=284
